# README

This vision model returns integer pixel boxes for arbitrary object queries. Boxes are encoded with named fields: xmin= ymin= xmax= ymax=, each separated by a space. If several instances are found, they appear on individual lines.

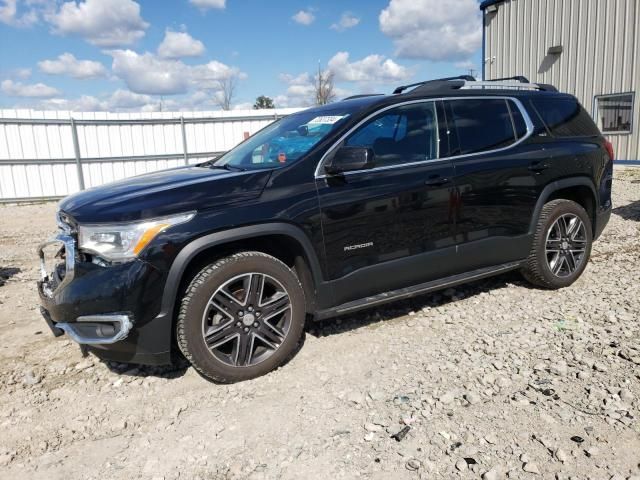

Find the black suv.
xmin=37 ymin=76 xmax=613 ymax=382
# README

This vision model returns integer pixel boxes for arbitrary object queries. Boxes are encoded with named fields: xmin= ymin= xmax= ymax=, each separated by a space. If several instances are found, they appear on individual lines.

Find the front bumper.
xmin=37 ymin=233 xmax=173 ymax=365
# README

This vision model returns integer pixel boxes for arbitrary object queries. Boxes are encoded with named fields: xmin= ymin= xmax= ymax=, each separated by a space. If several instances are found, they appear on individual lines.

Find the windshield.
xmin=210 ymin=109 xmax=352 ymax=170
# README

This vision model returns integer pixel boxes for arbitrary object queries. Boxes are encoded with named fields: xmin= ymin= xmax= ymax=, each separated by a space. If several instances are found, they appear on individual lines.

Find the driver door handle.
xmin=424 ymin=175 xmax=450 ymax=187
xmin=528 ymin=161 xmax=550 ymax=172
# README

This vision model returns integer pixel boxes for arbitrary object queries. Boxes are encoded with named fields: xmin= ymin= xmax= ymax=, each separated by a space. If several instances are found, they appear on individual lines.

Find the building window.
xmin=595 ymin=93 xmax=635 ymax=134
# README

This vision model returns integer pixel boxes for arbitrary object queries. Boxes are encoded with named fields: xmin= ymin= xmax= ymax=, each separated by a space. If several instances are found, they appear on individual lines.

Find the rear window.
xmin=448 ymin=98 xmax=516 ymax=155
xmin=530 ymin=97 xmax=600 ymax=137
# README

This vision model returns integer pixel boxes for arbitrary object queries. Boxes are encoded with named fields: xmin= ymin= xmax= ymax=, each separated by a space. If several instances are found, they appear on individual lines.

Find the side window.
xmin=530 ymin=97 xmax=600 ymax=137
xmin=345 ymin=102 xmax=438 ymax=167
xmin=448 ymin=99 xmax=516 ymax=155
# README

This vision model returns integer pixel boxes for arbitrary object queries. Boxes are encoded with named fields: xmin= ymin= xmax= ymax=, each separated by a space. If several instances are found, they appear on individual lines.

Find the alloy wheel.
xmin=201 ymin=273 xmax=292 ymax=367
xmin=545 ymin=213 xmax=587 ymax=277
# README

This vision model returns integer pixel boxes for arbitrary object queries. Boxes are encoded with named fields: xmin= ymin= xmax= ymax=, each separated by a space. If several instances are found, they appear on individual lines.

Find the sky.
xmin=0 ymin=0 xmax=484 ymax=112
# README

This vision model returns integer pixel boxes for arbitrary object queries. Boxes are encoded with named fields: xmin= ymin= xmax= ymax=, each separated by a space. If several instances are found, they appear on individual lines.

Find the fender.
xmin=528 ymin=176 xmax=598 ymax=234
xmin=158 ymin=222 xmax=327 ymax=319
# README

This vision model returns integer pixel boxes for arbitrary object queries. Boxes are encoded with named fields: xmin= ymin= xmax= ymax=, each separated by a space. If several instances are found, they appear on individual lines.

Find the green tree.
xmin=253 ymin=95 xmax=275 ymax=109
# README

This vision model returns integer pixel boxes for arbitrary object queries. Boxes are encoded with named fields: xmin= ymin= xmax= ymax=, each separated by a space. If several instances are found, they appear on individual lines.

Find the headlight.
xmin=78 ymin=212 xmax=195 ymax=262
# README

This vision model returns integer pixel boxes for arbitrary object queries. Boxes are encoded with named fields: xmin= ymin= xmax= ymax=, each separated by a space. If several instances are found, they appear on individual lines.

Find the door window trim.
xmin=314 ymin=96 xmax=534 ymax=179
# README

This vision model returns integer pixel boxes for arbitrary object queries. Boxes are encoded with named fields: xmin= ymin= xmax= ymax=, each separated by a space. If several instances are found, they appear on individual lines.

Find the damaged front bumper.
xmin=37 ymin=233 xmax=133 ymax=345
xmin=36 ymin=231 xmax=172 ymax=365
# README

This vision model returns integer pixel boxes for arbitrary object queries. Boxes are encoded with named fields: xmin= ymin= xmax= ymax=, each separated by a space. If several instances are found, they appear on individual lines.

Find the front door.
xmin=315 ymin=101 xmax=457 ymax=306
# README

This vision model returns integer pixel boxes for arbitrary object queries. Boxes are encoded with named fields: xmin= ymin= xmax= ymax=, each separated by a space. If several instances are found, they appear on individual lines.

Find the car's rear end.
xmin=523 ymin=92 xmax=613 ymax=239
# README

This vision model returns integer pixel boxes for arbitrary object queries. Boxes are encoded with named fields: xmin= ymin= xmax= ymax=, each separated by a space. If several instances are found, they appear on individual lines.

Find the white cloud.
xmin=292 ymin=9 xmax=315 ymax=26
xmin=1 ymin=79 xmax=60 ymax=98
xmin=107 ymin=88 xmax=153 ymax=109
xmin=379 ymin=0 xmax=482 ymax=61
xmin=454 ymin=60 xmax=478 ymax=75
xmin=13 ymin=67 xmax=32 ymax=79
xmin=39 ymin=95 xmax=104 ymax=111
xmin=38 ymin=53 xmax=107 ymax=79
xmin=189 ymin=0 xmax=225 ymax=10
xmin=48 ymin=0 xmax=149 ymax=47
xmin=277 ymin=73 xmax=315 ymax=107
xmin=109 ymin=49 xmax=189 ymax=95
xmin=275 ymin=71 xmax=352 ymax=108
xmin=190 ymin=60 xmax=246 ymax=88
xmin=0 ymin=0 xmax=40 ymax=27
xmin=38 ymin=89 xmax=163 ymax=112
xmin=232 ymin=102 xmax=254 ymax=111
xmin=328 ymin=51 xmax=411 ymax=84
xmin=330 ymin=12 xmax=360 ymax=31
xmin=109 ymin=49 xmax=245 ymax=96
xmin=158 ymin=29 xmax=205 ymax=59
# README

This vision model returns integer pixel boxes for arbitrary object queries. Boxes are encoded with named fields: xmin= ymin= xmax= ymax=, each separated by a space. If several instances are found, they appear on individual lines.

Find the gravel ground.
xmin=0 ymin=167 xmax=639 ymax=480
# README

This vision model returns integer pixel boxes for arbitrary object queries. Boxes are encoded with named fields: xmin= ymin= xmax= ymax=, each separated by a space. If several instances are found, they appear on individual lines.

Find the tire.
xmin=521 ymin=199 xmax=593 ymax=289
xmin=177 ymin=252 xmax=306 ymax=383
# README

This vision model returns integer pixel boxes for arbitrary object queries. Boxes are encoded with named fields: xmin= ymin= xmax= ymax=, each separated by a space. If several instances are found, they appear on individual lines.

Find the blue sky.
xmin=0 ymin=0 xmax=483 ymax=111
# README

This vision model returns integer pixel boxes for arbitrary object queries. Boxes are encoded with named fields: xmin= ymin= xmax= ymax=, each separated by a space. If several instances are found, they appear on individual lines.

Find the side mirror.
xmin=324 ymin=146 xmax=375 ymax=175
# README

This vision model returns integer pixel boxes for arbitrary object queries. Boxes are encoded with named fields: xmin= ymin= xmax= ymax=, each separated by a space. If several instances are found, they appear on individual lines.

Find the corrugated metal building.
xmin=480 ymin=0 xmax=639 ymax=161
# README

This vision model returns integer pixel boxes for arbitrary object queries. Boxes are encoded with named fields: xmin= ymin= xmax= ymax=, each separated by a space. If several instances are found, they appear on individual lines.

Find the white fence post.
xmin=70 ymin=118 xmax=85 ymax=191
xmin=180 ymin=116 xmax=189 ymax=166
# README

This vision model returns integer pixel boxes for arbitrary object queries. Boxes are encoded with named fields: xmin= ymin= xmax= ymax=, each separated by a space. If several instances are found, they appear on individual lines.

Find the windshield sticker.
xmin=308 ymin=115 xmax=347 ymax=125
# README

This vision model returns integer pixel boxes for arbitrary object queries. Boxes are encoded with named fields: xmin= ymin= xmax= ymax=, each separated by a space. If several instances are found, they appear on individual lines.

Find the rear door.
xmin=315 ymin=100 xmax=457 ymax=306
xmin=445 ymin=97 xmax=548 ymax=270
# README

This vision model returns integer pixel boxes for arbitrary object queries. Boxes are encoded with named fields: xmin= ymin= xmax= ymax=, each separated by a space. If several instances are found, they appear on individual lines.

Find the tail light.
xmin=604 ymin=138 xmax=615 ymax=161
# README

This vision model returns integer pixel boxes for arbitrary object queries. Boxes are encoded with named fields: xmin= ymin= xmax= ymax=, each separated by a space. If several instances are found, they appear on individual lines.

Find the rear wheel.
xmin=521 ymin=199 xmax=592 ymax=289
xmin=177 ymin=252 xmax=306 ymax=383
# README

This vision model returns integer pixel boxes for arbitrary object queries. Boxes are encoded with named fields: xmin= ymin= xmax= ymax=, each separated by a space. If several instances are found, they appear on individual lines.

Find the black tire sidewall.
xmin=178 ymin=253 xmax=305 ymax=383
xmin=535 ymin=201 xmax=593 ymax=288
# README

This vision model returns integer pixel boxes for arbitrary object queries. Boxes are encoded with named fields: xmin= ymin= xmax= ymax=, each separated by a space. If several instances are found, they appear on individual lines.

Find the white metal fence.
xmin=0 ymin=108 xmax=301 ymax=202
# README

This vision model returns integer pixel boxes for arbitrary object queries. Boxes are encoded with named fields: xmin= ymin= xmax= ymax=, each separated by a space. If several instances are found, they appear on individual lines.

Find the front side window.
xmin=344 ymin=102 xmax=438 ymax=167
xmin=448 ymin=98 xmax=516 ymax=155
xmin=595 ymin=93 xmax=634 ymax=134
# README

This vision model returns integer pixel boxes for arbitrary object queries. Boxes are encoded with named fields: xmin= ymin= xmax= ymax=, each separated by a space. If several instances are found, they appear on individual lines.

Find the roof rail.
xmin=393 ymin=75 xmax=558 ymax=95
xmin=461 ymin=80 xmax=558 ymax=92
xmin=393 ymin=75 xmax=476 ymax=94
xmin=485 ymin=75 xmax=530 ymax=83
xmin=343 ymin=94 xmax=384 ymax=100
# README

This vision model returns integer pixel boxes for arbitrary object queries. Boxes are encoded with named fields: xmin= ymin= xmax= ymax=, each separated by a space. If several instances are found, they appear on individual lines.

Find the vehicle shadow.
xmin=305 ymin=270 xmax=530 ymax=338
xmin=0 ymin=267 xmax=20 ymax=287
xmin=100 ymin=357 xmax=190 ymax=380
xmin=613 ymin=200 xmax=640 ymax=221
xmin=99 ymin=332 xmax=308 ymax=383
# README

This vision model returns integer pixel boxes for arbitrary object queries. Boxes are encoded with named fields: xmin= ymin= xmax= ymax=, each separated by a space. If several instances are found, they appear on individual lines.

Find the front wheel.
xmin=521 ymin=199 xmax=593 ymax=289
xmin=177 ymin=252 xmax=306 ymax=383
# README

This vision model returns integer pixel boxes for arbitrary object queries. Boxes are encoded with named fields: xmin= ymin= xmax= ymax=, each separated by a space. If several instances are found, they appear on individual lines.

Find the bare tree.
xmin=214 ymin=75 xmax=238 ymax=111
xmin=314 ymin=63 xmax=336 ymax=106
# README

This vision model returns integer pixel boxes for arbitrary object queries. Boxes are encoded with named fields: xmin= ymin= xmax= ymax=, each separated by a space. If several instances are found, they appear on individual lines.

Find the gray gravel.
xmin=0 ymin=167 xmax=639 ymax=479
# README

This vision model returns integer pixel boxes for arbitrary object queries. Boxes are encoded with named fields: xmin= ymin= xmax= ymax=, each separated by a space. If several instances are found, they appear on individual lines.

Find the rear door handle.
xmin=424 ymin=176 xmax=450 ymax=187
xmin=528 ymin=161 xmax=550 ymax=172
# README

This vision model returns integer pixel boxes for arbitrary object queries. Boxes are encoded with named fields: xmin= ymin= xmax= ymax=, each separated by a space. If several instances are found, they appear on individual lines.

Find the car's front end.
xmin=37 ymin=210 xmax=190 ymax=364
xmin=35 ymin=162 xmax=275 ymax=365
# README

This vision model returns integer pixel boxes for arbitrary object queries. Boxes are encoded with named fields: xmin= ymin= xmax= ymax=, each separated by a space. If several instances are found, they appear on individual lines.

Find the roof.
xmin=479 ymin=0 xmax=507 ymax=10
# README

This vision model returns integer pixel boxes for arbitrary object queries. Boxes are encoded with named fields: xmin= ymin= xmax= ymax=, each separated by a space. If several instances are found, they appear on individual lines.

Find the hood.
xmin=59 ymin=166 xmax=273 ymax=223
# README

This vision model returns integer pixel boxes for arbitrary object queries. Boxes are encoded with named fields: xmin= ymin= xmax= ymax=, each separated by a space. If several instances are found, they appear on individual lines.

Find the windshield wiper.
xmin=199 ymin=161 xmax=245 ymax=172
